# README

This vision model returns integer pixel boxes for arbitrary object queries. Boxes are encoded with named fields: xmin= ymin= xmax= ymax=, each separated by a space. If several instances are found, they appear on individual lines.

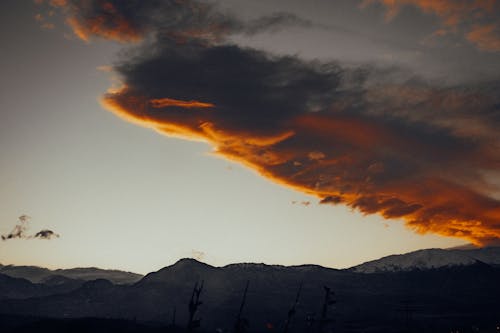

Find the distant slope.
xmin=0 ymin=265 xmax=53 ymax=283
xmin=350 ymin=247 xmax=500 ymax=273
xmin=53 ymin=267 xmax=143 ymax=284
xmin=0 ymin=264 xmax=143 ymax=284
xmin=0 ymin=273 xmax=42 ymax=300
xmin=0 ymin=273 xmax=85 ymax=300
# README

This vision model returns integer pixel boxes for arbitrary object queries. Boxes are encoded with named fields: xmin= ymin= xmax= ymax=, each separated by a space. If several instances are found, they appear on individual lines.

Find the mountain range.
xmin=0 ymin=264 xmax=143 ymax=285
xmin=0 ymin=247 xmax=499 ymax=332
xmin=350 ymin=246 xmax=500 ymax=273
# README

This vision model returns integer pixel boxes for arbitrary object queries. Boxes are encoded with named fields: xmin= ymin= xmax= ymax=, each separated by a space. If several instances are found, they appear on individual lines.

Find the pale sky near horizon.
xmin=2 ymin=0 xmax=499 ymax=274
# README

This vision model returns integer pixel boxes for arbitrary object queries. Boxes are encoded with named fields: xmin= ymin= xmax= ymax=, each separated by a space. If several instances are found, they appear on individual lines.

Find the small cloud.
xmin=49 ymin=0 xmax=67 ymax=6
xmin=190 ymin=250 xmax=205 ymax=261
xmin=308 ymin=151 xmax=325 ymax=161
xmin=466 ymin=24 xmax=500 ymax=52
xmin=367 ymin=162 xmax=384 ymax=174
xmin=291 ymin=200 xmax=311 ymax=206
xmin=320 ymin=196 xmax=343 ymax=205
xmin=41 ymin=22 xmax=55 ymax=30
xmin=33 ymin=229 xmax=60 ymax=240
xmin=1 ymin=215 xmax=30 ymax=241
xmin=1 ymin=215 xmax=60 ymax=241
xmin=33 ymin=10 xmax=56 ymax=30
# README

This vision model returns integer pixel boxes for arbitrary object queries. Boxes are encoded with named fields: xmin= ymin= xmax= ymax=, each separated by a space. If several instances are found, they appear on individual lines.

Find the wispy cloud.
xmin=36 ymin=0 xmax=312 ymax=43
xmin=362 ymin=0 xmax=500 ymax=52
xmin=1 ymin=215 xmax=31 ymax=241
xmin=466 ymin=24 xmax=500 ymax=52
xmin=190 ymin=250 xmax=206 ymax=261
xmin=1 ymin=215 xmax=60 ymax=241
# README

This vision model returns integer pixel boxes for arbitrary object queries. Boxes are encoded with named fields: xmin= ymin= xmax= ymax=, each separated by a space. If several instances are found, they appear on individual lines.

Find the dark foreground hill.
xmin=0 ymin=315 xmax=176 ymax=333
xmin=1 ymin=258 xmax=499 ymax=333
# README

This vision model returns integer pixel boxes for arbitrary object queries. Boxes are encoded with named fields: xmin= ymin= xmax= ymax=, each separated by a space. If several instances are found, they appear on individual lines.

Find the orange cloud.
xmin=101 ymin=78 xmax=500 ymax=246
xmin=49 ymin=0 xmax=67 ymax=6
xmin=34 ymin=12 xmax=56 ymax=30
xmin=363 ymin=0 xmax=500 ymax=52
xmin=150 ymin=98 xmax=215 ymax=109
xmin=65 ymin=6 xmax=143 ymax=43
xmin=35 ymin=0 xmax=144 ymax=42
xmin=466 ymin=24 xmax=500 ymax=52
xmin=363 ymin=0 xmax=496 ymax=24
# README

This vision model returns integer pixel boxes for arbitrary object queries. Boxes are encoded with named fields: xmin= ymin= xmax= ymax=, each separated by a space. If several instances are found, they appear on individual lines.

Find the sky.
xmin=0 ymin=0 xmax=499 ymax=274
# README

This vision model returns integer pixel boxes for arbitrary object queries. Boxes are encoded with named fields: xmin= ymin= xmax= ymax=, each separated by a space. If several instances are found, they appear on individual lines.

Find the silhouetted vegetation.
xmin=282 ymin=281 xmax=302 ymax=333
xmin=233 ymin=280 xmax=250 ymax=333
xmin=187 ymin=280 xmax=204 ymax=332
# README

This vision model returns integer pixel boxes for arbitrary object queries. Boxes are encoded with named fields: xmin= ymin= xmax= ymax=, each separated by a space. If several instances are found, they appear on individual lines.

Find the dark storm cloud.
xmin=1 ymin=215 xmax=60 ymax=241
xmin=112 ymin=40 xmax=344 ymax=133
xmin=46 ymin=0 xmax=500 ymax=244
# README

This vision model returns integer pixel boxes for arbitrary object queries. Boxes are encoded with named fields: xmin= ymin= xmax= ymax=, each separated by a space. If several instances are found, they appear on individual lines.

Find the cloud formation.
xmin=37 ymin=0 xmax=311 ymax=43
xmin=46 ymin=0 xmax=500 ymax=245
xmin=1 ymin=215 xmax=60 ymax=241
xmin=362 ymin=0 xmax=500 ymax=52
xmin=101 ymin=39 xmax=500 ymax=245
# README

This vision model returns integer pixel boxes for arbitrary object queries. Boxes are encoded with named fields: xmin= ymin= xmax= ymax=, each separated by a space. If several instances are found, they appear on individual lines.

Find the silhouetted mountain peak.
xmin=140 ymin=258 xmax=217 ymax=284
xmin=174 ymin=257 xmax=210 ymax=266
xmin=166 ymin=258 xmax=217 ymax=272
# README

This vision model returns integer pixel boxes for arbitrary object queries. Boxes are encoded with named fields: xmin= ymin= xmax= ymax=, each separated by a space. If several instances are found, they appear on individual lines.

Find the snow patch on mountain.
xmin=350 ymin=247 xmax=500 ymax=273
